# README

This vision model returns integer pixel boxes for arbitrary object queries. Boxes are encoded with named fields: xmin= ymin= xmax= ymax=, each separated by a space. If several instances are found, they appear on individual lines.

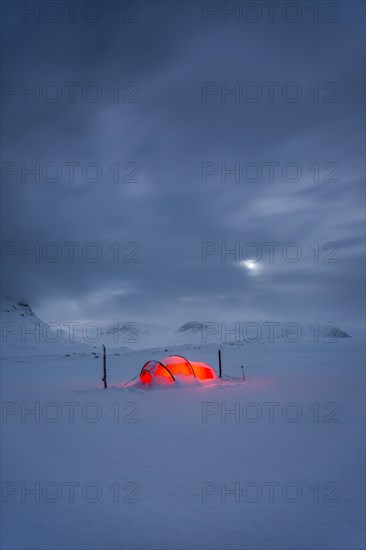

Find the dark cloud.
xmin=1 ymin=1 xmax=364 ymax=331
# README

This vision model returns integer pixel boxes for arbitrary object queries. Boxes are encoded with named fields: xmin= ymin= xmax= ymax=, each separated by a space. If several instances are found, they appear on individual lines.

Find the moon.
xmin=240 ymin=260 xmax=261 ymax=273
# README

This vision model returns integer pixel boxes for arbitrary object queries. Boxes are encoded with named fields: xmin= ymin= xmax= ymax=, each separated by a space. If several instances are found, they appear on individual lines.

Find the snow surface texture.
xmin=1 ymin=299 xmax=365 ymax=549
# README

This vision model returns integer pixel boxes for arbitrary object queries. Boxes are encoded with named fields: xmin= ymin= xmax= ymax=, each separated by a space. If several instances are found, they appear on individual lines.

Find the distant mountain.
xmin=1 ymin=297 xmax=354 ymax=357
xmin=1 ymin=296 xmax=50 ymax=332
xmin=178 ymin=322 xmax=205 ymax=334
xmin=327 ymin=327 xmax=351 ymax=339
xmin=103 ymin=322 xmax=168 ymax=348
xmin=174 ymin=321 xmax=225 ymax=345
xmin=0 ymin=296 xmax=92 ymax=357
xmin=177 ymin=321 xmax=353 ymax=346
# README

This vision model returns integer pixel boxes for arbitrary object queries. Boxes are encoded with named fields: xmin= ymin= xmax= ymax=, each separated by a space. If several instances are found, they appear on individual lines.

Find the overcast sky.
xmin=1 ymin=1 xmax=365 ymax=331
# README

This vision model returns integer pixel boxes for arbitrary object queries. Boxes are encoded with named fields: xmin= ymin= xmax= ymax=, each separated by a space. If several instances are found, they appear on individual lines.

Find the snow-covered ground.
xmin=1 ymin=300 xmax=365 ymax=549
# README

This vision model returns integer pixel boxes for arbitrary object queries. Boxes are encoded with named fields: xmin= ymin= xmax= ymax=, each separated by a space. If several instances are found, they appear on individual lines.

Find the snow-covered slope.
xmin=1 ymin=299 xmax=364 ymax=549
xmin=98 ymin=320 xmax=355 ymax=350
xmin=0 ymin=297 xmax=355 ymax=358
xmin=1 ymin=329 xmax=364 ymax=549
xmin=0 ymin=297 xmax=92 ymax=357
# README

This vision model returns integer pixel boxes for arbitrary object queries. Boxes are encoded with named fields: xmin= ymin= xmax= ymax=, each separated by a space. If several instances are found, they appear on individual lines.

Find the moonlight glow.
xmin=240 ymin=260 xmax=261 ymax=272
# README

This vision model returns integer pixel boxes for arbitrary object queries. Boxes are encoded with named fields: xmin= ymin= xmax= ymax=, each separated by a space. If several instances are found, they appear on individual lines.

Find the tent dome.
xmin=139 ymin=355 xmax=217 ymax=387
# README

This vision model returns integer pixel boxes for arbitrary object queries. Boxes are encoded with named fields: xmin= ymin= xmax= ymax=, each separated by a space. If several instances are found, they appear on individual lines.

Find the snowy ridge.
xmin=1 ymin=298 xmax=355 ymax=359
xmin=0 ymin=296 xmax=92 ymax=357
xmin=1 ymin=324 xmax=364 ymax=550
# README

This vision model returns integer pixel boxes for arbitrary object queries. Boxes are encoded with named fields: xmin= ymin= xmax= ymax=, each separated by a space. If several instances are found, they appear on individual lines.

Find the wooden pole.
xmin=102 ymin=345 xmax=107 ymax=388
xmin=241 ymin=365 xmax=246 ymax=381
xmin=218 ymin=349 xmax=222 ymax=378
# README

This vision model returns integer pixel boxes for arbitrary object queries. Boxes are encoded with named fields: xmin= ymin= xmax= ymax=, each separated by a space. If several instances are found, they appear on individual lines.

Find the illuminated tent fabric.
xmin=139 ymin=355 xmax=217 ymax=386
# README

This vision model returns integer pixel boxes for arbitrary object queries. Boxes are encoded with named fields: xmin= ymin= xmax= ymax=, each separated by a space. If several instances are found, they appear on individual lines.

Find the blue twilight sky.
xmin=1 ymin=1 xmax=365 ymax=331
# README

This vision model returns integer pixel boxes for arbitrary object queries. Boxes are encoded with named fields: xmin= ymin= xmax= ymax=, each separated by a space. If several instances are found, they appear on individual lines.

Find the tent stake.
xmin=102 ymin=344 xmax=107 ymax=388
xmin=241 ymin=365 xmax=246 ymax=381
xmin=218 ymin=349 xmax=222 ymax=378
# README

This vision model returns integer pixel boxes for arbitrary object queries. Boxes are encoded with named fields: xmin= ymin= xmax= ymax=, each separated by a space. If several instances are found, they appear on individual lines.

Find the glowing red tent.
xmin=139 ymin=355 xmax=217 ymax=387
